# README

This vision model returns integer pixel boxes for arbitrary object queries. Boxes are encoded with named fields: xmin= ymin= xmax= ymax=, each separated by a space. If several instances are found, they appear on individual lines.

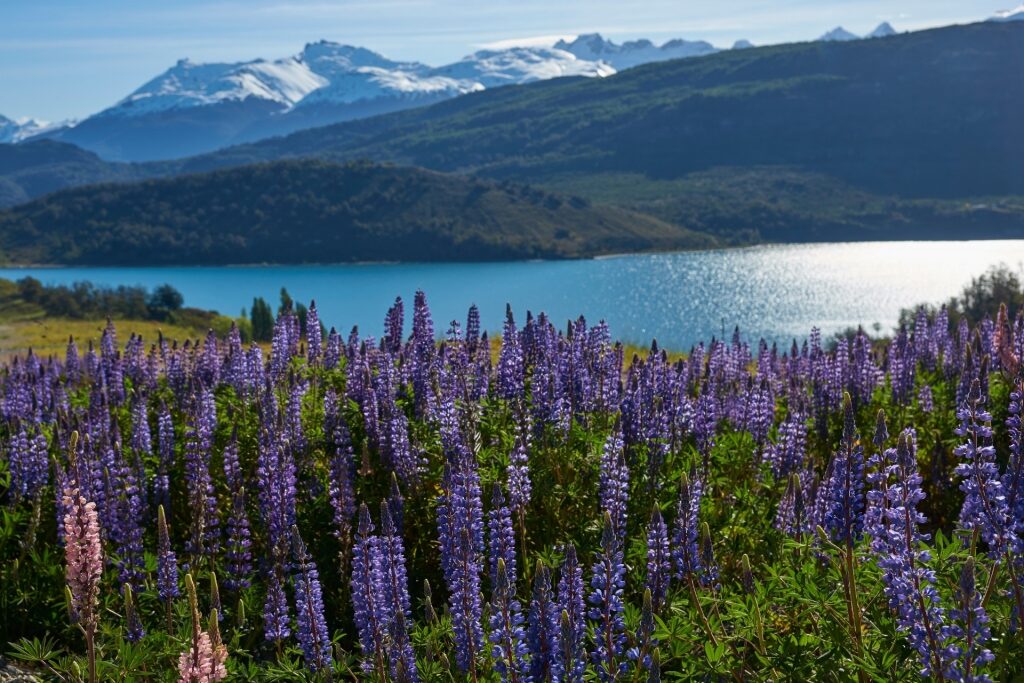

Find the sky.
xmin=0 ymin=0 xmax=1010 ymax=122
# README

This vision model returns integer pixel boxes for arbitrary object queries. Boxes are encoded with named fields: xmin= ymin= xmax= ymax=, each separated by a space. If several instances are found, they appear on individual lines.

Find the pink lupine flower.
xmin=178 ymin=575 xmax=228 ymax=683
xmin=63 ymin=487 xmax=103 ymax=632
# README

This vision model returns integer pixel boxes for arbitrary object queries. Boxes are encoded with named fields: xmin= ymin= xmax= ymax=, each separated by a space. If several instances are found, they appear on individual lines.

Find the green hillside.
xmin=0 ymin=160 xmax=715 ymax=264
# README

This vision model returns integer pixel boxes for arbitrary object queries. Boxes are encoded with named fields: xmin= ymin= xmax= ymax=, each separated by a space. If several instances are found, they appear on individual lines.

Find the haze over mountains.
xmin=0 ymin=19 xmax=1022 ymax=263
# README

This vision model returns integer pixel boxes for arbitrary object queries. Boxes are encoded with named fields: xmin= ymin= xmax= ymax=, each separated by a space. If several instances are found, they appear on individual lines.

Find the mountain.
xmin=2 ymin=21 xmax=1022 ymax=248
xmin=732 ymin=40 xmax=755 ymax=50
xmin=867 ymin=22 xmax=897 ymax=38
xmin=553 ymin=34 xmax=718 ymax=69
xmin=0 ymin=160 xmax=714 ymax=264
xmin=990 ymin=4 xmax=1024 ymax=21
xmin=165 ymin=21 xmax=1023 ymax=201
xmin=0 ymin=140 xmax=140 ymax=207
xmin=818 ymin=26 xmax=860 ymax=41
xmin=0 ymin=115 xmax=65 ymax=144
xmin=45 ymin=41 xmax=617 ymax=162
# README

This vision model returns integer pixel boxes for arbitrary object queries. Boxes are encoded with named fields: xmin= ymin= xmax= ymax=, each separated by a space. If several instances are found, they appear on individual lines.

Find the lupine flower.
xmin=507 ymin=434 xmax=532 ymax=514
xmin=9 ymin=427 xmax=48 ymax=502
xmin=64 ymin=487 xmax=103 ymax=632
xmin=918 ymin=384 xmax=935 ymax=413
xmin=179 ymin=575 xmax=228 ymax=683
xmin=819 ymin=394 xmax=865 ymax=545
xmin=291 ymin=527 xmax=333 ymax=673
xmin=599 ymin=428 xmax=629 ymax=543
xmin=488 ymin=484 xmax=518 ymax=590
xmin=490 ymin=558 xmax=529 ymax=683
xmin=352 ymin=504 xmax=387 ymax=674
xmin=672 ymin=472 xmax=704 ymax=581
xmin=157 ymin=505 xmax=180 ymax=602
xmin=953 ymin=557 xmax=994 ymax=683
xmin=223 ymin=485 xmax=252 ymax=591
xmin=498 ymin=304 xmax=525 ymax=401
xmin=865 ymin=430 xmax=959 ymax=679
xmin=379 ymin=502 xmax=418 ymax=681
xmin=437 ymin=456 xmax=485 ymax=675
xmin=557 ymin=544 xmax=586 ymax=683
xmin=629 ymin=589 xmax=657 ymax=670
xmin=306 ymin=300 xmax=322 ymax=364
xmin=262 ymin=562 xmax=291 ymax=644
xmin=775 ymin=471 xmax=817 ymax=537
xmin=588 ymin=512 xmax=627 ymax=682
xmin=645 ymin=508 xmax=671 ymax=611
xmin=955 ymin=379 xmax=1017 ymax=557
xmin=528 ymin=561 xmax=560 ymax=682
xmin=124 ymin=584 xmax=144 ymax=643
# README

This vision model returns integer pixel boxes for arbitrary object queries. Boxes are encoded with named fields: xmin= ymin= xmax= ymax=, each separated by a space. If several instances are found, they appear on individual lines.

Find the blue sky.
xmin=0 ymin=0 xmax=1008 ymax=121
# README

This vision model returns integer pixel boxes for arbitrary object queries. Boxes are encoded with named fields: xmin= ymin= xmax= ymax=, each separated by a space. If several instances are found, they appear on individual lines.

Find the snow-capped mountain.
xmin=553 ymin=34 xmax=717 ymax=70
xmin=49 ymin=40 xmax=624 ymax=161
xmin=990 ymin=4 xmax=1024 ymax=21
xmin=0 ymin=115 xmax=66 ymax=143
xmin=867 ymin=22 xmax=897 ymax=38
xmin=818 ymin=27 xmax=861 ymax=42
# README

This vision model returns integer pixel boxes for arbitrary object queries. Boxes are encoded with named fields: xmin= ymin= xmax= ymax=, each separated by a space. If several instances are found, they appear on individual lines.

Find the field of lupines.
xmin=2 ymin=291 xmax=1024 ymax=682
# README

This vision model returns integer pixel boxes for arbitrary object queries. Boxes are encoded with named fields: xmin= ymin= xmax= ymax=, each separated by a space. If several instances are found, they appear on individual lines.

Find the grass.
xmin=0 ymin=317 xmax=209 ymax=359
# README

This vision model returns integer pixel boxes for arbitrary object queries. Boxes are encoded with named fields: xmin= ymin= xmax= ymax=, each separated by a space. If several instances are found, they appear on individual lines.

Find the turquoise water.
xmin=3 ymin=241 xmax=1023 ymax=349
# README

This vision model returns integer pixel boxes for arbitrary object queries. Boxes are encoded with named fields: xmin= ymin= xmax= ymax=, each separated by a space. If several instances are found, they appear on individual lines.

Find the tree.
xmin=279 ymin=288 xmax=293 ymax=316
xmin=146 ymin=284 xmax=184 ymax=321
xmin=251 ymin=297 xmax=274 ymax=342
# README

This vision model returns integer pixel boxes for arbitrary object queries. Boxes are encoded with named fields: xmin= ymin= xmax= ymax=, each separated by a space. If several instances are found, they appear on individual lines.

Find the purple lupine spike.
xmin=384 ymin=297 xmax=405 ymax=355
xmin=775 ymin=470 xmax=817 ymax=538
xmin=588 ymin=512 xmax=627 ymax=682
xmin=507 ymin=416 xmax=532 ymax=513
xmin=290 ymin=526 xmax=333 ymax=673
xmin=765 ymin=410 xmax=806 ymax=479
xmin=557 ymin=544 xmax=586 ymax=683
xmin=8 ymin=426 xmax=48 ymax=502
xmin=464 ymin=303 xmax=481 ymax=352
xmin=224 ymin=487 xmax=252 ymax=592
xmin=528 ymin=562 xmax=560 ymax=682
xmin=955 ymin=379 xmax=1017 ymax=557
xmin=1005 ymin=382 xmax=1024 ymax=551
xmin=410 ymin=291 xmax=436 ymax=415
xmin=263 ymin=562 xmax=291 ymax=643
xmin=155 ymin=403 xmax=174 ymax=513
xmin=490 ymin=558 xmax=529 ymax=683
xmin=352 ymin=504 xmax=387 ymax=675
xmin=645 ymin=508 xmax=671 ymax=611
xmin=918 ymin=384 xmax=935 ymax=413
xmin=672 ymin=472 xmax=704 ymax=581
xmin=157 ymin=505 xmax=179 ymax=602
xmin=698 ymin=522 xmax=720 ymax=589
xmin=256 ymin=424 xmax=298 ymax=556
xmin=692 ymin=388 xmax=718 ymax=461
xmin=379 ymin=503 xmax=418 ymax=681
xmin=629 ymin=589 xmax=657 ymax=671
xmin=388 ymin=474 xmax=405 ymax=534
xmin=184 ymin=389 xmax=219 ymax=560
xmin=598 ymin=428 xmax=629 ymax=543
xmin=438 ymin=463 xmax=485 ymax=675
xmin=328 ymin=422 xmax=357 ymax=545
xmin=498 ymin=304 xmax=525 ymax=402
xmin=488 ymin=484 xmax=518 ymax=591
xmin=114 ymin=456 xmax=146 ymax=593
xmin=306 ymin=301 xmax=322 ymax=364
xmin=819 ymin=394 xmax=865 ymax=545
xmin=954 ymin=557 xmax=994 ymax=682
xmin=865 ymin=430 xmax=959 ymax=679
xmin=324 ymin=327 xmax=342 ymax=370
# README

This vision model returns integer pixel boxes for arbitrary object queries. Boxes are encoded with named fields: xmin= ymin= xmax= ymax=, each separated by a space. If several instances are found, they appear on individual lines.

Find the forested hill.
xmin=0 ymin=160 xmax=715 ymax=265
xmin=172 ymin=20 xmax=1024 ymax=200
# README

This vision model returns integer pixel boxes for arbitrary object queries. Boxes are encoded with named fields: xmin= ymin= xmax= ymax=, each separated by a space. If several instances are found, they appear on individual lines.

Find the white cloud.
xmin=475 ymin=34 xmax=577 ymax=50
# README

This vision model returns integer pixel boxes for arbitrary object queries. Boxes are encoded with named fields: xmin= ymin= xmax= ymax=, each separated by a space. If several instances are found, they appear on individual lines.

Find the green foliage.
xmin=250 ymin=297 xmax=274 ymax=342
xmin=0 ymin=161 xmax=714 ymax=265
xmin=901 ymin=263 xmax=1024 ymax=327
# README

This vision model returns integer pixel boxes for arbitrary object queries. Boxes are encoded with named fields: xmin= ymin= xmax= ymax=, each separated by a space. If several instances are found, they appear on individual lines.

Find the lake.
xmin=3 ymin=240 xmax=1023 ymax=349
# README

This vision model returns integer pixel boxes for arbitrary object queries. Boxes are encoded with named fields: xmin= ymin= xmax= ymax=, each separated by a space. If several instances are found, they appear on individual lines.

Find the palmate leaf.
xmin=7 ymin=635 xmax=63 ymax=666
